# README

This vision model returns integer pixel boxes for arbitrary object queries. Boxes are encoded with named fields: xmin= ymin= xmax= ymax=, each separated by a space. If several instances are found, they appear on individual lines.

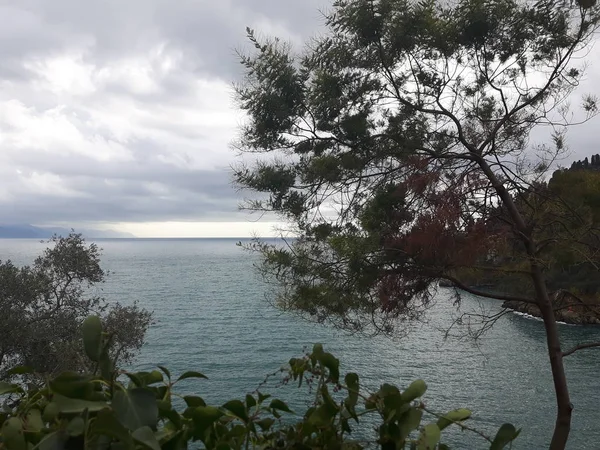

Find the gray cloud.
xmin=0 ymin=0 xmax=599 ymax=233
xmin=0 ymin=0 xmax=331 ymax=230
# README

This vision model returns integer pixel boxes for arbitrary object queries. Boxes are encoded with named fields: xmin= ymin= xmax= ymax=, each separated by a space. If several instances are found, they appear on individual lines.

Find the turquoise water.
xmin=2 ymin=238 xmax=600 ymax=449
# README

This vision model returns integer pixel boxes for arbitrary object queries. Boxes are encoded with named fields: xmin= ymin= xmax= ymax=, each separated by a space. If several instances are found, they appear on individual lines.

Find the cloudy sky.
xmin=1 ymin=1 xmax=599 ymax=237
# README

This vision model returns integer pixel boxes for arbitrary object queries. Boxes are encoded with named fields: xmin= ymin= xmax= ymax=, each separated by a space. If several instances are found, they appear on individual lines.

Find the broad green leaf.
xmin=0 ymin=381 xmax=22 ymax=395
xmin=1 ymin=417 xmax=26 ymax=450
xmin=417 ymin=424 xmax=441 ymax=450
xmin=160 ymin=408 xmax=183 ymax=430
xmin=222 ymin=400 xmax=248 ymax=422
xmin=132 ymin=426 xmax=161 ymax=450
xmin=112 ymin=388 xmax=159 ymax=431
xmin=227 ymin=424 xmax=246 ymax=438
xmin=491 ymin=423 xmax=521 ymax=450
xmin=146 ymin=370 xmax=164 ymax=385
xmin=398 ymin=408 xmax=423 ymax=442
xmin=25 ymin=409 xmax=44 ymax=432
xmin=125 ymin=371 xmax=164 ymax=387
xmin=319 ymin=352 xmax=340 ymax=383
xmin=189 ymin=406 xmax=223 ymax=434
xmin=312 ymin=343 xmax=324 ymax=356
xmin=437 ymin=408 xmax=472 ymax=431
xmin=67 ymin=417 xmax=85 ymax=436
xmin=52 ymin=394 xmax=107 ymax=414
xmin=82 ymin=315 xmax=103 ymax=362
xmin=49 ymin=372 xmax=96 ymax=398
xmin=176 ymin=371 xmax=207 ymax=382
xmin=42 ymin=403 xmax=60 ymax=422
xmin=183 ymin=396 xmax=206 ymax=407
xmin=124 ymin=372 xmax=144 ymax=387
xmin=37 ymin=431 xmax=67 ymax=450
xmin=308 ymin=405 xmax=336 ymax=427
xmin=269 ymin=399 xmax=293 ymax=413
xmin=90 ymin=408 xmax=134 ymax=449
xmin=256 ymin=418 xmax=275 ymax=431
xmin=401 ymin=380 xmax=427 ymax=403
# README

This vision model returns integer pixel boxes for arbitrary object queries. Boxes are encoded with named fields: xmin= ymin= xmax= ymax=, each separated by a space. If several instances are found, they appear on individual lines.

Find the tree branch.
xmin=440 ymin=275 xmax=536 ymax=304
xmin=562 ymin=342 xmax=600 ymax=357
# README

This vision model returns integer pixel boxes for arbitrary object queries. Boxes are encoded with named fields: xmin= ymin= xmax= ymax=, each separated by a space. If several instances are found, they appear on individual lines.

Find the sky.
xmin=1 ymin=1 xmax=600 ymax=237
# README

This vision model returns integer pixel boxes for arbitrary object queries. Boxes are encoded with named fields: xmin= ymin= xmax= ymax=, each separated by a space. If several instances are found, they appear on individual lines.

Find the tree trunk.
xmin=530 ymin=262 xmax=573 ymax=450
xmin=477 ymin=158 xmax=572 ymax=449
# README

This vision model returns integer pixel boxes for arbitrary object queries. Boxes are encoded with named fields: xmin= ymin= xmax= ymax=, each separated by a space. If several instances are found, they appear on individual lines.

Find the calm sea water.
xmin=2 ymin=238 xmax=600 ymax=449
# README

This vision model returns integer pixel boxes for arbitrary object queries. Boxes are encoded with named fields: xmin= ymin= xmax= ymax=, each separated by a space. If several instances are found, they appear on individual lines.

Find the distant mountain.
xmin=0 ymin=224 xmax=135 ymax=239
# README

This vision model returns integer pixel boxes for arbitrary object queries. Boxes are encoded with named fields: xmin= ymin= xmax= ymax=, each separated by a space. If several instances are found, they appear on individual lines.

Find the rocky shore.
xmin=502 ymin=294 xmax=600 ymax=325
xmin=439 ymin=281 xmax=600 ymax=325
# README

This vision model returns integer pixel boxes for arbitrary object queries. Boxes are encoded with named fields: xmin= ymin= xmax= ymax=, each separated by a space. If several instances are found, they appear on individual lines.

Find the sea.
xmin=2 ymin=238 xmax=600 ymax=449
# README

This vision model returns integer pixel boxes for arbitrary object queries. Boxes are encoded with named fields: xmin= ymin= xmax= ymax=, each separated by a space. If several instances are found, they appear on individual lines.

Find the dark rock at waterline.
xmin=503 ymin=291 xmax=600 ymax=325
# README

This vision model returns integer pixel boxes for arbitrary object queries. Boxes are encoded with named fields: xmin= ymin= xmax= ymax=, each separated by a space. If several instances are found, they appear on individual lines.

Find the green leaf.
xmin=132 ymin=426 xmax=161 ymax=450
xmin=52 ymin=394 xmax=107 ymax=414
xmin=222 ymin=400 xmax=248 ymax=422
xmin=398 ymin=408 xmax=423 ymax=442
xmin=146 ymin=370 xmax=164 ymax=385
xmin=417 ymin=424 xmax=441 ymax=450
xmin=256 ymin=418 xmax=275 ymax=431
xmin=345 ymin=373 xmax=359 ymax=407
xmin=25 ymin=409 xmax=44 ymax=432
xmin=257 ymin=392 xmax=271 ymax=404
xmin=176 ymin=371 xmax=208 ymax=382
xmin=125 ymin=371 xmax=164 ymax=387
xmin=183 ymin=396 xmax=206 ymax=408
xmin=321 ymin=352 xmax=340 ymax=383
xmin=82 ymin=315 xmax=103 ymax=362
xmin=89 ymin=408 xmax=134 ymax=449
xmin=189 ymin=406 xmax=223 ymax=434
xmin=49 ymin=372 xmax=96 ymax=398
xmin=402 ymin=379 xmax=427 ymax=403
xmin=112 ymin=388 xmax=159 ymax=431
xmin=0 ymin=381 xmax=22 ymax=395
xmin=308 ymin=405 xmax=336 ymax=427
xmin=436 ymin=408 xmax=472 ymax=431
xmin=245 ymin=394 xmax=257 ymax=409
xmin=6 ymin=366 xmax=33 ymax=376
xmin=1 ymin=417 xmax=26 ymax=450
xmin=490 ymin=423 xmax=521 ymax=450
xmin=42 ymin=403 xmax=60 ymax=422
xmin=269 ymin=399 xmax=293 ymax=413
xmin=312 ymin=343 xmax=324 ymax=356
xmin=124 ymin=372 xmax=144 ymax=387
xmin=37 ymin=431 xmax=67 ymax=450
xmin=157 ymin=366 xmax=171 ymax=380
xmin=67 ymin=417 xmax=85 ymax=436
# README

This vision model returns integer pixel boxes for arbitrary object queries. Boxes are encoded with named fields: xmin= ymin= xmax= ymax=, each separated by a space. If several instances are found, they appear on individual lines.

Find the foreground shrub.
xmin=0 ymin=316 xmax=518 ymax=449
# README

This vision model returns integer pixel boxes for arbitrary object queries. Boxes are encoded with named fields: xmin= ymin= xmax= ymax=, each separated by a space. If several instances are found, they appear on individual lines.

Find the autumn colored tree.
xmin=233 ymin=0 xmax=600 ymax=448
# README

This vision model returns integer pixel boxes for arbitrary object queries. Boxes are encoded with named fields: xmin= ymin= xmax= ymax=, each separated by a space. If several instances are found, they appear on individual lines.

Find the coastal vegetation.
xmin=232 ymin=0 xmax=600 ymax=448
xmin=0 ymin=315 xmax=519 ymax=449
xmin=0 ymin=233 xmax=152 ymax=381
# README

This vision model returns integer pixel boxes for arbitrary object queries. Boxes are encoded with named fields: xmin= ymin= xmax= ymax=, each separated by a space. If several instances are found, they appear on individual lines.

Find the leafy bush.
xmin=0 ymin=316 xmax=519 ymax=449
xmin=0 ymin=234 xmax=152 ymax=380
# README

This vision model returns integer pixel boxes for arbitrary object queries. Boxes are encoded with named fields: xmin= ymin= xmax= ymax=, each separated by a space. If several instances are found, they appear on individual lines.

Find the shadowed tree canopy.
xmin=234 ymin=0 xmax=599 ymax=331
xmin=233 ymin=0 xmax=600 ymax=448
xmin=0 ymin=233 xmax=152 ymax=380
